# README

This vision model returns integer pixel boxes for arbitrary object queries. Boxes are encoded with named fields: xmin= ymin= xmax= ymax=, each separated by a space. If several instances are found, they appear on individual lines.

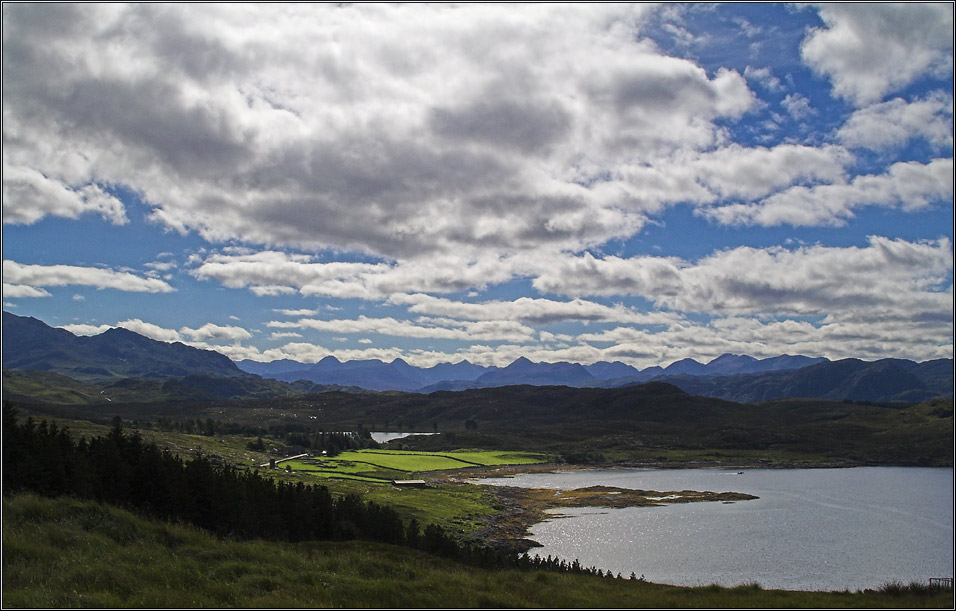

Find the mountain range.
xmin=235 ymin=352 xmax=951 ymax=402
xmin=2 ymin=311 xmax=952 ymax=403
xmin=234 ymin=352 xmax=831 ymax=393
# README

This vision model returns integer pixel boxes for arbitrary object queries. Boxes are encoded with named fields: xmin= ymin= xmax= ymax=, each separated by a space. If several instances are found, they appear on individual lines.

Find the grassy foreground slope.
xmin=4 ymin=494 xmax=952 ymax=609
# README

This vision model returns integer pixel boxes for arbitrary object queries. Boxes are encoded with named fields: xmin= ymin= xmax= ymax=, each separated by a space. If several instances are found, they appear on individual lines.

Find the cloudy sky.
xmin=3 ymin=3 xmax=953 ymax=368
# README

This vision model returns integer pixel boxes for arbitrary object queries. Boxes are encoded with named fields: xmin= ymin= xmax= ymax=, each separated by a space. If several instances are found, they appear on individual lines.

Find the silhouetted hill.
xmin=704 ymin=353 xmax=758 ymax=374
xmin=654 ymin=354 xmax=829 ymax=378
xmin=584 ymin=361 xmax=641 ymax=380
xmin=911 ymin=359 xmax=956 ymax=395
xmin=2 ymin=312 xmax=246 ymax=382
xmin=420 ymin=360 xmax=493 ymax=384
xmin=653 ymin=358 xmax=953 ymax=403
xmin=270 ymin=356 xmax=423 ymax=391
xmin=472 ymin=357 xmax=598 ymax=388
xmin=663 ymin=357 xmax=708 ymax=375
xmin=757 ymin=354 xmax=828 ymax=372
xmin=234 ymin=359 xmax=309 ymax=377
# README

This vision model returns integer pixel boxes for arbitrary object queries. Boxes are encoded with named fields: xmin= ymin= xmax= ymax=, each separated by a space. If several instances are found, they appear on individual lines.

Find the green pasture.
xmin=274 ymin=449 xmax=550 ymax=532
xmin=281 ymin=448 xmax=546 ymax=482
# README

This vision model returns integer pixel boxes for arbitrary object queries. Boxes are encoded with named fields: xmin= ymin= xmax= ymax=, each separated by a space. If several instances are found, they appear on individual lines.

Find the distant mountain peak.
xmin=99 ymin=326 xmax=131 ymax=335
xmin=664 ymin=358 xmax=707 ymax=375
xmin=584 ymin=360 xmax=641 ymax=380
xmin=708 ymin=353 xmax=757 ymax=364
xmin=503 ymin=356 xmax=535 ymax=371
xmin=473 ymin=357 xmax=597 ymax=388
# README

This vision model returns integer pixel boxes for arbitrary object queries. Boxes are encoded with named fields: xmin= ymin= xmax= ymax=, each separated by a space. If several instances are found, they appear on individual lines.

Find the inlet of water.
xmin=476 ymin=466 xmax=954 ymax=591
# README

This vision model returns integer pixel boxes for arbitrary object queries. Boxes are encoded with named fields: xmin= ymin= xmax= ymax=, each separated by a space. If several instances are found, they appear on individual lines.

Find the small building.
xmin=260 ymin=453 xmax=309 ymax=469
xmin=392 ymin=479 xmax=428 ymax=488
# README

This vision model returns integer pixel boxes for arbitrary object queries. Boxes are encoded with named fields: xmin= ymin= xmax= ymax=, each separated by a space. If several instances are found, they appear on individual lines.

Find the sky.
xmin=2 ymin=3 xmax=954 ymax=369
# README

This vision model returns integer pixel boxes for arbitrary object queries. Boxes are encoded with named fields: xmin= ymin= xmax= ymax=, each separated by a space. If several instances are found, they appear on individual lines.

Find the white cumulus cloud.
xmin=532 ymin=237 xmax=953 ymax=321
xmin=801 ymin=3 xmax=953 ymax=106
xmin=702 ymin=158 xmax=953 ymax=227
xmin=2 ymin=3 xmax=760 ymax=261
xmin=179 ymin=323 xmax=252 ymax=343
xmin=2 ymin=261 xmax=176 ymax=294
xmin=837 ymin=94 xmax=954 ymax=151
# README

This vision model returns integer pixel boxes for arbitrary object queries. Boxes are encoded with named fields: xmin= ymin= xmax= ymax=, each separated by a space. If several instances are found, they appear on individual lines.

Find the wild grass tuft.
xmin=879 ymin=580 xmax=954 ymax=596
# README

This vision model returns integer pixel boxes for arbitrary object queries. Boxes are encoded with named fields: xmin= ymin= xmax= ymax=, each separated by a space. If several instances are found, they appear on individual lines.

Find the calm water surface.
xmin=476 ymin=467 xmax=954 ymax=591
xmin=369 ymin=431 xmax=437 ymax=443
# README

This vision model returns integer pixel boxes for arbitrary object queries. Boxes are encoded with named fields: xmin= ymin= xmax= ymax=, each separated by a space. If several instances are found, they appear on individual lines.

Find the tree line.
xmin=147 ymin=415 xmax=379 ymax=457
xmin=283 ymin=429 xmax=378 ymax=456
xmin=1 ymin=403 xmax=624 ymax=577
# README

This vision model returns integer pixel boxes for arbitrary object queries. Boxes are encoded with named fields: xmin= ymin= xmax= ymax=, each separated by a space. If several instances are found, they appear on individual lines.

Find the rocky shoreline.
xmin=435 ymin=463 xmax=762 ymax=553
xmin=434 ymin=459 xmax=949 ymax=553
xmin=436 ymin=457 xmax=883 ymax=482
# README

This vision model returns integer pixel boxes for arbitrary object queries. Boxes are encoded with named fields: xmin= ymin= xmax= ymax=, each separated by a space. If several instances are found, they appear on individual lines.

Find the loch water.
xmin=369 ymin=431 xmax=437 ymax=443
xmin=476 ymin=467 xmax=954 ymax=591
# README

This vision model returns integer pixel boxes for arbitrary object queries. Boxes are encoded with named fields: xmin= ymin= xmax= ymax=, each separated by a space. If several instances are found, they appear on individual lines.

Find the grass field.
xmin=275 ymin=449 xmax=548 ymax=532
xmin=281 ymin=448 xmax=547 ymax=482
xmin=4 ymin=494 xmax=952 ymax=609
